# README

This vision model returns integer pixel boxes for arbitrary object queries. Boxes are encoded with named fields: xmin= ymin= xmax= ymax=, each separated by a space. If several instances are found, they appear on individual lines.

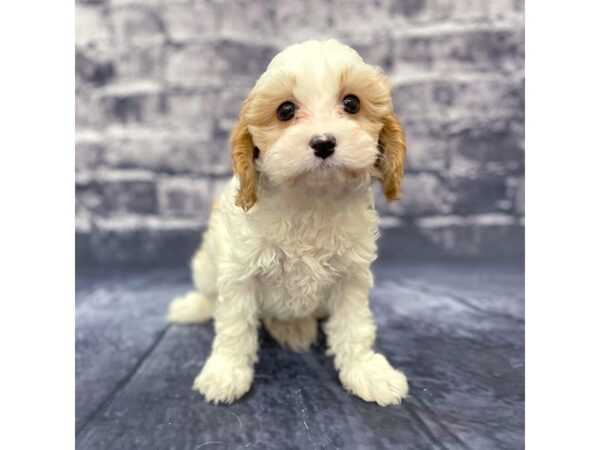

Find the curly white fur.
xmin=168 ymin=39 xmax=409 ymax=406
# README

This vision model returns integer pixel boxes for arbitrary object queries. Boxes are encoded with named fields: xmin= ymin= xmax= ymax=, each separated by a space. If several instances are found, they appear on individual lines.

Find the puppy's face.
xmin=231 ymin=40 xmax=406 ymax=211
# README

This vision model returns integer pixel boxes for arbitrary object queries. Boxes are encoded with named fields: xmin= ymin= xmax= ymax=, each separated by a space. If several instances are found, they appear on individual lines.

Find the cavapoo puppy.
xmin=168 ymin=39 xmax=409 ymax=406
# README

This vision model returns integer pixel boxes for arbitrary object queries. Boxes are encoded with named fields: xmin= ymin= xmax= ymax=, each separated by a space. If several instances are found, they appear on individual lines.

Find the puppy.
xmin=168 ymin=39 xmax=409 ymax=406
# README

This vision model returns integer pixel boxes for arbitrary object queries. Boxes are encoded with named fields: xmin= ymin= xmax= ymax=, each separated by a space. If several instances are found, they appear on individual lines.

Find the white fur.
xmin=168 ymin=40 xmax=409 ymax=406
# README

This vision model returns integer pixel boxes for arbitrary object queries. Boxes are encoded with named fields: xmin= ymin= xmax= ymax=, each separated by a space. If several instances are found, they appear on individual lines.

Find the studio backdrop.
xmin=75 ymin=0 xmax=524 ymax=264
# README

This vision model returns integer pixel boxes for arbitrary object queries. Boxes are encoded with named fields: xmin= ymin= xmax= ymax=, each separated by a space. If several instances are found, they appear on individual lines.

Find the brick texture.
xmin=76 ymin=0 xmax=524 ymax=264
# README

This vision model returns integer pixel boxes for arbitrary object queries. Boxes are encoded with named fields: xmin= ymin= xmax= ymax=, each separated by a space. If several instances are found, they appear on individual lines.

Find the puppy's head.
xmin=231 ymin=39 xmax=406 ymax=211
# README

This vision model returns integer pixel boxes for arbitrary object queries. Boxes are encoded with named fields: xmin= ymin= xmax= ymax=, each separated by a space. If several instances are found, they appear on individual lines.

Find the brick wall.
xmin=76 ymin=0 xmax=524 ymax=264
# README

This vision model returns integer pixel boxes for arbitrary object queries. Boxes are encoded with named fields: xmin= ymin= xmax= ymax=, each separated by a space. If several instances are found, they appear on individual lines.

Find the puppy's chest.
xmin=254 ymin=233 xmax=352 ymax=320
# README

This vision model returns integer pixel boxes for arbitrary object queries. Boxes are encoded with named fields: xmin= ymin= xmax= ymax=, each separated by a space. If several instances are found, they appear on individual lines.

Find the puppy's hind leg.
xmin=168 ymin=291 xmax=214 ymax=324
xmin=264 ymin=317 xmax=318 ymax=352
xmin=168 ymin=247 xmax=217 ymax=324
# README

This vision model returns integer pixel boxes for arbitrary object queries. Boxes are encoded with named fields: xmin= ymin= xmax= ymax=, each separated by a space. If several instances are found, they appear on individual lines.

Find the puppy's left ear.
xmin=377 ymin=113 xmax=407 ymax=201
xmin=230 ymin=117 xmax=257 ymax=211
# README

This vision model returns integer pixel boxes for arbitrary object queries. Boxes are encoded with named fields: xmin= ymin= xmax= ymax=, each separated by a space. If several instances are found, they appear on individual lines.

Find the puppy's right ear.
xmin=230 ymin=117 xmax=257 ymax=211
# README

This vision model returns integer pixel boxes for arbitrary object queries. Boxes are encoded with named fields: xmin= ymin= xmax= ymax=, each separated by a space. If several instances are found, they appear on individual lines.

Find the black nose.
xmin=309 ymin=134 xmax=336 ymax=159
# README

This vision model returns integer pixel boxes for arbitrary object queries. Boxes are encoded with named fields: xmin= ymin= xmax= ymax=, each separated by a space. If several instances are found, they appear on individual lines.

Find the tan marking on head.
xmin=339 ymin=62 xmax=407 ymax=200
xmin=338 ymin=65 xmax=392 ymax=120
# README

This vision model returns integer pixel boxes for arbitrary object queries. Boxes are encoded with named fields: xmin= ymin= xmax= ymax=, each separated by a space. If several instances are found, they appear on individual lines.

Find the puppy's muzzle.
xmin=310 ymin=134 xmax=336 ymax=159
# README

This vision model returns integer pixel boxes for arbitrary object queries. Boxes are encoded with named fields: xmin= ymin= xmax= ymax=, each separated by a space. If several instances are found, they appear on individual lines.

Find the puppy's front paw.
xmin=339 ymin=353 xmax=409 ymax=406
xmin=193 ymin=354 xmax=253 ymax=404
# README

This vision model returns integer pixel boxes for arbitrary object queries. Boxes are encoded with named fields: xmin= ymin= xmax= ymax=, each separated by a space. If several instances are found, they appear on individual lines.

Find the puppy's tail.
xmin=167 ymin=291 xmax=214 ymax=324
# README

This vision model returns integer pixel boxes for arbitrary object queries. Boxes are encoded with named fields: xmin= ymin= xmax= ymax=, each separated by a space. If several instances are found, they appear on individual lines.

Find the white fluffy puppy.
xmin=168 ymin=39 xmax=409 ymax=406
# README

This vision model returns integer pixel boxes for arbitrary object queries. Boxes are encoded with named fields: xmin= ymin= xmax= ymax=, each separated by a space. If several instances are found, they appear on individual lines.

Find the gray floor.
xmin=76 ymin=256 xmax=524 ymax=450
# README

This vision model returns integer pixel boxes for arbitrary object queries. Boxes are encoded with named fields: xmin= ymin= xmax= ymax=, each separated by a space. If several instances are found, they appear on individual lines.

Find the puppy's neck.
xmin=256 ymin=172 xmax=373 ymax=212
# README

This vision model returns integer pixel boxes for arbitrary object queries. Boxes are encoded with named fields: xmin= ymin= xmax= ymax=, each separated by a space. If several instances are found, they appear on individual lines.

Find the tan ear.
xmin=230 ymin=117 xmax=257 ymax=211
xmin=377 ymin=113 xmax=407 ymax=201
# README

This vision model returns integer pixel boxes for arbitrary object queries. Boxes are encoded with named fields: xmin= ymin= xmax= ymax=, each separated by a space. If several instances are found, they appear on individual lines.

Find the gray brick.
xmin=272 ymin=0 xmax=331 ymax=36
xmin=391 ymin=26 xmax=524 ymax=73
xmin=157 ymin=177 xmax=213 ymax=221
xmin=376 ymin=173 xmax=450 ymax=217
xmin=76 ymin=173 xmax=104 ymax=216
xmin=109 ymin=0 xmax=163 ymax=5
xmin=166 ymin=40 xmax=277 ymax=87
xmin=219 ymin=0 xmax=276 ymax=36
xmin=76 ymin=131 xmax=105 ymax=171
xmin=78 ymin=170 xmax=158 ymax=215
xmin=112 ymin=6 xmax=165 ymax=47
xmin=390 ymin=0 xmax=523 ymax=22
xmin=446 ymin=118 xmax=524 ymax=178
xmin=330 ymin=0 xmax=393 ymax=34
xmin=164 ymin=90 xmax=219 ymax=130
xmin=114 ymin=45 xmax=163 ymax=81
xmin=402 ymin=120 xmax=448 ymax=172
xmin=163 ymin=3 xmax=219 ymax=42
xmin=98 ymin=82 xmax=167 ymax=125
xmin=166 ymin=44 xmax=217 ymax=86
xmin=76 ymin=47 xmax=116 ymax=87
xmin=446 ymin=174 xmax=508 ymax=215
xmin=269 ymin=5 xmax=389 ymax=43
xmin=389 ymin=0 xmax=428 ymax=18
xmin=76 ymin=4 xmax=111 ymax=47
xmin=402 ymin=114 xmax=524 ymax=176
xmin=102 ymin=94 xmax=165 ymax=125
xmin=346 ymin=36 xmax=394 ymax=70
xmin=216 ymin=86 xmax=251 ymax=122
xmin=488 ymin=0 xmax=525 ymax=20
xmin=217 ymin=39 xmax=279 ymax=78
xmin=506 ymin=176 xmax=524 ymax=216
xmin=103 ymin=128 xmax=214 ymax=175
xmin=207 ymin=125 xmax=232 ymax=176
xmin=76 ymin=90 xmax=105 ymax=128
xmin=392 ymin=73 xmax=524 ymax=121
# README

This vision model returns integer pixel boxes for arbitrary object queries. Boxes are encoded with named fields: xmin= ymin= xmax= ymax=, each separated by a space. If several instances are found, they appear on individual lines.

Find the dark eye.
xmin=342 ymin=94 xmax=360 ymax=114
xmin=277 ymin=101 xmax=296 ymax=121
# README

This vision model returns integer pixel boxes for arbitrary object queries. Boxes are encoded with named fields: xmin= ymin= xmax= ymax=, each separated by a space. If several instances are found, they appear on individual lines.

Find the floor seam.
xmin=410 ymin=392 xmax=474 ymax=450
xmin=75 ymin=324 xmax=172 ymax=439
